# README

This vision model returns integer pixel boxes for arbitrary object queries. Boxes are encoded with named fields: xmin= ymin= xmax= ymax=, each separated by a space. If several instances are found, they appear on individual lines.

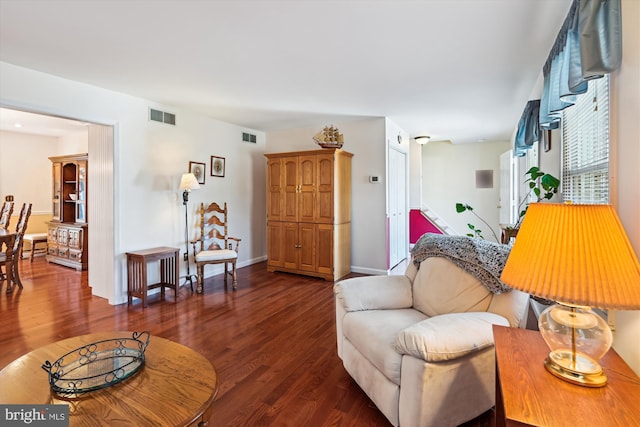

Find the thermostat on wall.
xmin=369 ymin=176 xmax=380 ymax=183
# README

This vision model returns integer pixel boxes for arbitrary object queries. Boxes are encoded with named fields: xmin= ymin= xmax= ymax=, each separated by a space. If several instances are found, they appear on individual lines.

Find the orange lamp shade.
xmin=500 ymin=203 xmax=640 ymax=309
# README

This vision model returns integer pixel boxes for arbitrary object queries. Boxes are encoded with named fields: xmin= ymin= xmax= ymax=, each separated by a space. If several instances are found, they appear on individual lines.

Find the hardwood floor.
xmin=0 ymin=257 xmax=492 ymax=426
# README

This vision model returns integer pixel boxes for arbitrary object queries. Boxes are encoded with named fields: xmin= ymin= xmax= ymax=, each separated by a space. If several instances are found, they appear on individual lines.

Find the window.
xmin=561 ymin=76 xmax=610 ymax=204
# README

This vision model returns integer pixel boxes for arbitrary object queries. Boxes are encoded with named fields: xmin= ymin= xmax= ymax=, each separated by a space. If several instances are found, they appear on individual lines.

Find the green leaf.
xmin=541 ymin=174 xmax=560 ymax=188
xmin=455 ymin=203 xmax=467 ymax=213
xmin=525 ymin=167 xmax=540 ymax=175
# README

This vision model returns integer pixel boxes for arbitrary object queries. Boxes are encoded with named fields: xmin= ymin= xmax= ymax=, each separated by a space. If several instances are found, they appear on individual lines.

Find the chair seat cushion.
xmin=195 ymin=249 xmax=237 ymax=262
xmin=23 ymin=233 xmax=48 ymax=242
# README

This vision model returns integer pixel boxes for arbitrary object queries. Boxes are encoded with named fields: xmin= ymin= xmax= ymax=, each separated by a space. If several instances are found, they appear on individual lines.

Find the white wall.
xmin=0 ymin=61 xmax=266 ymax=304
xmin=266 ymin=117 xmax=389 ymax=274
xmin=611 ymin=0 xmax=640 ymax=375
xmin=422 ymin=140 xmax=510 ymax=242
xmin=0 ymin=130 xmax=58 ymax=213
xmin=0 ymin=129 xmax=89 ymax=215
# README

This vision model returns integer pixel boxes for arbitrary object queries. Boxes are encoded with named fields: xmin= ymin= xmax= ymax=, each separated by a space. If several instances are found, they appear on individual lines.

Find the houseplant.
xmin=456 ymin=167 xmax=560 ymax=242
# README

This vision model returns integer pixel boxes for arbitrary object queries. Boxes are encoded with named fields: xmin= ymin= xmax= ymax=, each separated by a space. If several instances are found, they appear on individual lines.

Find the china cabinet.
xmin=47 ymin=153 xmax=88 ymax=271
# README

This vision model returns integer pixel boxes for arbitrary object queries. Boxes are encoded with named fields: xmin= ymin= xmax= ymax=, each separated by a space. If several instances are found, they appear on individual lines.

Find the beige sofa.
xmin=334 ymin=235 xmax=529 ymax=427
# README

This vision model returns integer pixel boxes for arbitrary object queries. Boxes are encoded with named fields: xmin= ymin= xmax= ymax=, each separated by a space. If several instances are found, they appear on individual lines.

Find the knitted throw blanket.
xmin=411 ymin=233 xmax=512 ymax=294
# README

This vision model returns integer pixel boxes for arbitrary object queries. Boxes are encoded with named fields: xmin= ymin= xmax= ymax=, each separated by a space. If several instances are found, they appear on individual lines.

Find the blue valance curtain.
xmin=514 ymin=0 xmax=622 ymax=156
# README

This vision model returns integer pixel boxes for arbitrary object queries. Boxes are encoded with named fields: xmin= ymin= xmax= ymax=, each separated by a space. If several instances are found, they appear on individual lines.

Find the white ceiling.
xmin=0 ymin=0 xmax=571 ymax=143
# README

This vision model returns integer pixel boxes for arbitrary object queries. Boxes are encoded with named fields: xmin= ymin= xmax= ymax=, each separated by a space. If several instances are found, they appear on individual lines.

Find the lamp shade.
xmin=179 ymin=173 xmax=200 ymax=191
xmin=500 ymin=203 xmax=640 ymax=310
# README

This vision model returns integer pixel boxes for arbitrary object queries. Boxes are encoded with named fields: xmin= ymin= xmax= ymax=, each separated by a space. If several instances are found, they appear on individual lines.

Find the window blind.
xmin=561 ymin=76 xmax=610 ymax=204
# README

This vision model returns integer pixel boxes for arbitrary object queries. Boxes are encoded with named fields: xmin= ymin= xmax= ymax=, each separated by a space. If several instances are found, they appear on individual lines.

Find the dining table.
xmin=0 ymin=228 xmax=18 ymax=293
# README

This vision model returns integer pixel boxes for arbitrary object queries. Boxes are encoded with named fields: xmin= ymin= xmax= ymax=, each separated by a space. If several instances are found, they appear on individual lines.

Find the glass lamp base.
xmin=544 ymin=350 xmax=607 ymax=387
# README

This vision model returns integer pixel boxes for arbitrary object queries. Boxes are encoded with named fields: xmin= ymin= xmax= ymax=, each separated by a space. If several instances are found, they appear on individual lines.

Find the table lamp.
xmin=500 ymin=203 xmax=640 ymax=387
xmin=179 ymin=173 xmax=200 ymax=290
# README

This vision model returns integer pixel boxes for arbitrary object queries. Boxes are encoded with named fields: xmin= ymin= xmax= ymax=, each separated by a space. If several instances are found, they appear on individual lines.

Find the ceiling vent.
xmin=242 ymin=132 xmax=257 ymax=143
xmin=149 ymin=108 xmax=176 ymax=126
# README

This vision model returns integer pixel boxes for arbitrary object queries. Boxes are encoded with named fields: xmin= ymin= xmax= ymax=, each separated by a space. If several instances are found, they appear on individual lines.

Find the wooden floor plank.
xmin=0 ymin=258 xmax=491 ymax=426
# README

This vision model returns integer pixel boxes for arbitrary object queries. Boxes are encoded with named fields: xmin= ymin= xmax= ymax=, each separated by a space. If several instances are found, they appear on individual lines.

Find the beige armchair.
xmin=334 ymin=234 xmax=529 ymax=427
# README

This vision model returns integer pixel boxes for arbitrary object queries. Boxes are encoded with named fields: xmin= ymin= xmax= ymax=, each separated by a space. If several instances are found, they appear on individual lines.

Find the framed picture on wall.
xmin=189 ymin=161 xmax=206 ymax=185
xmin=211 ymin=156 xmax=225 ymax=178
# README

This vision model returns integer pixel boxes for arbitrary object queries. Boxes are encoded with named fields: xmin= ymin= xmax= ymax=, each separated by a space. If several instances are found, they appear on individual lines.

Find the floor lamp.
xmin=179 ymin=173 xmax=200 ymax=291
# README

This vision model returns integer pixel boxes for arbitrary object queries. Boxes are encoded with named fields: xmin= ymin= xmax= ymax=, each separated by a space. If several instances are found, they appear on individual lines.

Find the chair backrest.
xmin=13 ymin=203 xmax=32 ymax=252
xmin=0 ymin=201 xmax=14 ymax=230
xmin=198 ymin=202 xmax=229 ymax=252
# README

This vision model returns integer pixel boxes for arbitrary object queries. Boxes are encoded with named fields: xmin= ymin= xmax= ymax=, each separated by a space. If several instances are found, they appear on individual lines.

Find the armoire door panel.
xmin=298 ymin=223 xmax=316 ymax=272
xmin=267 ymin=221 xmax=284 ymax=268
xmin=283 ymin=222 xmax=299 ymax=269
xmin=267 ymin=159 xmax=284 ymax=220
xmin=316 ymin=155 xmax=334 ymax=223
xmin=298 ymin=156 xmax=316 ymax=223
xmin=316 ymin=224 xmax=334 ymax=276
xmin=283 ymin=157 xmax=299 ymax=222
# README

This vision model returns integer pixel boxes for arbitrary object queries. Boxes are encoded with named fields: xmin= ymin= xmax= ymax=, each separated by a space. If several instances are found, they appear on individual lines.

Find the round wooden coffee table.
xmin=0 ymin=332 xmax=218 ymax=426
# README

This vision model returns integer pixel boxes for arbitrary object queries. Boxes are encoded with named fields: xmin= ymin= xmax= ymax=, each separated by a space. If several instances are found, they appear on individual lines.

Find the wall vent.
xmin=149 ymin=108 xmax=176 ymax=126
xmin=242 ymin=132 xmax=257 ymax=143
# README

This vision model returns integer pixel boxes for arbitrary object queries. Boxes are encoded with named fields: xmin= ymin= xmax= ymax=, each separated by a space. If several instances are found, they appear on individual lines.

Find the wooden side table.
xmin=126 ymin=246 xmax=179 ymax=307
xmin=493 ymin=325 xmax=640 ymax=426
xmin=0 ymin=332 xmax=218 ymax=426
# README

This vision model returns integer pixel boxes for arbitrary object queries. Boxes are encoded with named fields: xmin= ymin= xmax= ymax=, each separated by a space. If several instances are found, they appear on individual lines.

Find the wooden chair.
xmin=191 ymin=202 xmax=241 ymax=293
xmin=0 ymin=201 xmax=13 ymax=230
xmin=0 ymin=203 xmax=32 ymax=291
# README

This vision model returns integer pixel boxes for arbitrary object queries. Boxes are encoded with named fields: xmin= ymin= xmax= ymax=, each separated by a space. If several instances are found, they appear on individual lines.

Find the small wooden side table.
xmin=126 ymin=246 xmax=179 ymax=307
xmin=493 ymin=325 xmax=640 ymax=427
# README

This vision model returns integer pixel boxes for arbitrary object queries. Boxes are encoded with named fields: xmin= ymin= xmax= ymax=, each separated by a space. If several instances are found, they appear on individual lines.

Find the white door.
xmin=389 ymin=147 xmax=407 ymax=268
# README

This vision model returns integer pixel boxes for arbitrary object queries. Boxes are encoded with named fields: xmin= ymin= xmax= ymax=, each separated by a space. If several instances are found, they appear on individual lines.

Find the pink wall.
xmin=410 ymin=209 xmax=443 ymax=244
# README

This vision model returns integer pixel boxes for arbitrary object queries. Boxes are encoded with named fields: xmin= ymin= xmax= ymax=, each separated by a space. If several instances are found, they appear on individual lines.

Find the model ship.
xmin=313 ymin=126 xmax=344 ymax=148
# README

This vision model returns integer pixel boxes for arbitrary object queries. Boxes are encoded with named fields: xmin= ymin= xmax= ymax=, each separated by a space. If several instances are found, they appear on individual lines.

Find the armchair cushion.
xmin=195 ymin=249 xmax=237 ymax=262
xmin=412 ymin=257 xmax=492 ymax=317
xmin=334 ymin=275 xmax=412 ymax=312
xmin=393 ymin=312 xmax=509 ymax=362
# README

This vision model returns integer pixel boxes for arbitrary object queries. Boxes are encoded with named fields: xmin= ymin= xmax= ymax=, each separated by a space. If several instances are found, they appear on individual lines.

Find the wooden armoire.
xmin=265 ymin=148 xmax=352 ymax=281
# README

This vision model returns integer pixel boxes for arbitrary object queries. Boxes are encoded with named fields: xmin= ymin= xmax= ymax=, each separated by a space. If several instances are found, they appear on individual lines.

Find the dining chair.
xmin=0 ymin=201 xmax=14 ymax=230
xmin=0 ymin=203 xmax=32 ymax=291
xmin=191 ymin=202 xmax=241 ymax=294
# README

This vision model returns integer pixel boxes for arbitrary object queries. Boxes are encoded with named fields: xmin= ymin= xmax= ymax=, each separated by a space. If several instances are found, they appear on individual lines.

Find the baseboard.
xmin=350 ymin=266 xmax=387 ymax=276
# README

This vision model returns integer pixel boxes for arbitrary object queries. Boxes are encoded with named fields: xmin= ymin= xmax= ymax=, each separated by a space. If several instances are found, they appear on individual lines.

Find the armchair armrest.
xmin=227 ymin=236 xmax=241 ymax=252
xmin=334 ymin=275 xmax=412 ymax=312
xmin=393 ymin=312 xmax=509 ymax=362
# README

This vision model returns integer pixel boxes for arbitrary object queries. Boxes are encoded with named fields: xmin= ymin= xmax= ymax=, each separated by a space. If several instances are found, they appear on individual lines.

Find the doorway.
xmin=0 ymin=107 xmax=115 ymax=302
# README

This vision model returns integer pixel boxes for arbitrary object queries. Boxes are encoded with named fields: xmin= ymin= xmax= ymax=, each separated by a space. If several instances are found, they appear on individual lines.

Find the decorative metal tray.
xmin=41 ymin=331 xmax=150 ymax=395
